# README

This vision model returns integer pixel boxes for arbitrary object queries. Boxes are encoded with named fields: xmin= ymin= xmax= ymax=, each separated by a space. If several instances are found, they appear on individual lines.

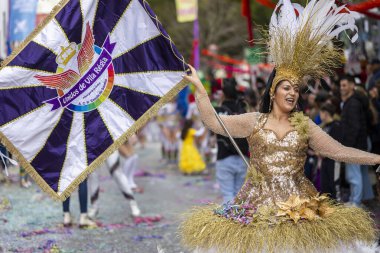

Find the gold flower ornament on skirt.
xmin=276 ymin=194 xmax=335 ymax=223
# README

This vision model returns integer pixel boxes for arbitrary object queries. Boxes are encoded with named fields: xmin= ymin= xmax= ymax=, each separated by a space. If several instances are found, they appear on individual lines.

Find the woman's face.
xmin=273 ymin=80 xmax=299 ymax=113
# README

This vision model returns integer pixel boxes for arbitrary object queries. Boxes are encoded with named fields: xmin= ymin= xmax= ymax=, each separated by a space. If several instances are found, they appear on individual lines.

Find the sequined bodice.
xmin=235 ymin=114 xmax=318 ymax=207
xmin=250 ymin=128 xmax=308 ymax=177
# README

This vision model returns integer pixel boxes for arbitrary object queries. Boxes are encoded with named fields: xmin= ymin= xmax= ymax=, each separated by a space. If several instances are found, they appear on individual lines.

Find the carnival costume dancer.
xmin=88 ymin=151 xmax=141 ymax=218
xmin=180 ymin=1 xmax=380 ymax=252
xmin=179 ymin=119 xmax=206 ymax=175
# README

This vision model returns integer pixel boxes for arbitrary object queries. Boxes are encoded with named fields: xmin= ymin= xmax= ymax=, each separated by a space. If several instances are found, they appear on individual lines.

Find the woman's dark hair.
xmin=259 ymin=69 xmax=303 ymax=113
xmin=181 ymin=119 xmax=193 ymax=140
xmin=259 ymin=69 xmax=276 ymax=113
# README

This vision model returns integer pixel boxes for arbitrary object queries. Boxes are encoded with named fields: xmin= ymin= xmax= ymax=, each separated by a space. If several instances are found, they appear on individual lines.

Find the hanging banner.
xmin=8 ymin=0 xmax=38 ymax=50
xmin=175 ymin=0 xmax=198 ymax=23
xmin=202 ymin=49 xmax=247 ymax=65
xmin=0 ymin=0 xmax=188 ymax=200
xmin=256 ymin=0 xmax=380 ymax=19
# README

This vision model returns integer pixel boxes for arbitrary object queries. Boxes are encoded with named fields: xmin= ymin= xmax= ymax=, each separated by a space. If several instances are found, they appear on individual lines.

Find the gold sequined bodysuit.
xmin=180 ymin=93 xmax=380 ymax=253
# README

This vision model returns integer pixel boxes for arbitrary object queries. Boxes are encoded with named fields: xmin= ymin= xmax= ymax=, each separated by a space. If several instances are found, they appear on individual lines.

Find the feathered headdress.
xmin=268 ymin=0 xmax=359 ymax=96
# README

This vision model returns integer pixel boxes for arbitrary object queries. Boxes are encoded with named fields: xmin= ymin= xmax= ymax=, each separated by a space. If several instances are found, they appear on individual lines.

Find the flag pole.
xmin=211 ymin=107 xmax=250 ymax=168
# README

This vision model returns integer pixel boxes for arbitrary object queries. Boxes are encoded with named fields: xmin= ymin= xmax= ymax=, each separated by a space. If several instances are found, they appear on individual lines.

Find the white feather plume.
xmin=270 ymin=0 xmax=358 ymax=44
xmin=267 ymin=0 xmax=359 ymax=85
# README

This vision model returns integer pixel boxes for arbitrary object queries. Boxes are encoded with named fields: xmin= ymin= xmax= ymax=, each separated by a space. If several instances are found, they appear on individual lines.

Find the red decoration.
xmin=202 ymin=49 xmax=247 ymax=65
xmin=242 ymin=0 xmax=250 ymax=17
xmin=357 ymin=9 xmax=380 ymax=19
xmin=242 ymin=0 xmax=254 ymax=46
xmin=256 ymin=0 xmax=276 ymax=9
xmin=346 ymin=0 xmax=380 ymax=20
xmin=347 ymin=0 xmax=380 ymax=12
xmin=257 ymin=0 xmax=380 ymax=20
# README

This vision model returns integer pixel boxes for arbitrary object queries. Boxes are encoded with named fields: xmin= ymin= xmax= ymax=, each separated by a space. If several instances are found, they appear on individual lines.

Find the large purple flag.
xmin=0 ymin=0 xmax=188 ymax=200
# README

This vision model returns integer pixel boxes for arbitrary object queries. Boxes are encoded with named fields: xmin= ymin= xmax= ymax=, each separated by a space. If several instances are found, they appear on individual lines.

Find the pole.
xmin=212 ymin=107 xmax=250 ymax=168
xmin=246 ymin=0 xmax=254 ymax=47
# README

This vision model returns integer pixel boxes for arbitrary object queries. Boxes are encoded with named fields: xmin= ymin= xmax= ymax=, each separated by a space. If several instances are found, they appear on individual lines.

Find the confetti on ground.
xmin=20 ymin=228 xmax=72 ymax=238
xmin=0 ymin=198 xmax=12 ymax=212
xmin=97 ymin=222 xmax=131 ymax=230
xmin=134 ymin=170 xmax=166 ymax=179
xmin=132 ymin=235 xmax=163 ymax=242
xmin=31 ymin=193 xmax=48 ymax=202
xmin=39 ymin=240 xmax=61 ymax=253
xmin=133 ymin=215 xmax=163 ymax=225
xmin=0 ymin=143 xmax=222 ymax=252
xmin=183 ymin=177 xmax=212 ymax=187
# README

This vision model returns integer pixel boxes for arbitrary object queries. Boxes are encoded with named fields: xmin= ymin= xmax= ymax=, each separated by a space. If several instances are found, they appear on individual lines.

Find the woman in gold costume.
xmin=180 ymin=1 xmax=380 ymax=252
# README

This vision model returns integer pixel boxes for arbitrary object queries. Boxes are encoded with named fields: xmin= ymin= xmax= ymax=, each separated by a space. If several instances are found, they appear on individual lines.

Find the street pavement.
xmin=2 ymin=142 xmax=380 ymax=253
xmin=0 ymin=142 xmax=219 ymax=253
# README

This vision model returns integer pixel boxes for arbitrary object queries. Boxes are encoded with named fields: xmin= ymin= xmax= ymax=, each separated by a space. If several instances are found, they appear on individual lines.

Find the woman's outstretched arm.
xmin=308 ymin=119 xmax=380 ymax=165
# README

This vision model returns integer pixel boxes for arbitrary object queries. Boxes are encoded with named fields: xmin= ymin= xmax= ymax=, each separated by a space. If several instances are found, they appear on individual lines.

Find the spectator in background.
xmin=244 ymin=88 xmax=259 ymax=112
xmin=313 ymin=90 xmax=331 ymax=125
xmin=88 ymin=152 xmax=141 ymax=219
xmin=256 ymin=77 xmax=266 ymax=96
xmin=319 ymin=103 xmax=342 ymax=199
xmin=19 ymin=167 xmax=31 ymax=188
xmin=179 ymin=119 xmax=206 ymax=175
xmin=366 ymin=59 xmax=380 ymax=91
xmin=0 ymin=144 xmax=8 ymax=184
xmin=340 ymin=75 xmax=374 ymax=206
xmin=215 ymin=78 xmax=249 ymax=203
xmin=120 ymin=134 xmax=143 ymax=193
xmin=63 ymin=179 xmax=96 ymax=228
xmin=157 ymin=101 xmax=180 ymax=164
xmin=369 ymin=83 xmax=380 ymax=155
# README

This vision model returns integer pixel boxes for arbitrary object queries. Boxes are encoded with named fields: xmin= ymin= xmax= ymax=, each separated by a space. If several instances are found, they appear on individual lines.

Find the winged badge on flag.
xmin=0 ymin=0 xmax=188 ymax=200
xmin=34 ymin=22 xmax=117 ymax=112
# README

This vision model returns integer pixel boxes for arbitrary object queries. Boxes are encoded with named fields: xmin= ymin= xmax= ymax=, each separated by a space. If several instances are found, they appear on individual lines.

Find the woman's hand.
xmin=183 ymin=65 xmax=207 ymax=95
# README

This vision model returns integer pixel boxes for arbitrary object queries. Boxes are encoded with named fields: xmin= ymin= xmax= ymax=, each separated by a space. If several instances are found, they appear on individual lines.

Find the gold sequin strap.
xmin=258 ymin=113 xmax=269 ymax=132
xmin=250 ymin=113 xmax=267 ymax=137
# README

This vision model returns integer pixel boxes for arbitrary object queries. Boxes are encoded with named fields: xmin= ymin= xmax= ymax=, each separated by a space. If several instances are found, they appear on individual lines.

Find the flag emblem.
xmin=35 ymin=23 xmax=116 ymax=112
xmin=0 ymin=0 xmax=188 ymax=200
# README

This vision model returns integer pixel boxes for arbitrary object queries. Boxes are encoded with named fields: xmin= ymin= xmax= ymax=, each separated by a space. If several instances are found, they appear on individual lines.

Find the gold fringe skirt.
xmin=179 ymin=205 xmax=378 ymax=253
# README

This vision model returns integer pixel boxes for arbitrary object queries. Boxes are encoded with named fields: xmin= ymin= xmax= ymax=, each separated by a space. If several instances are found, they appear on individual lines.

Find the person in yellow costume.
xmin=179 ymin=119 xmax=206 ymax=175
xmin=179 ymin=0 xmax=380 ymax=252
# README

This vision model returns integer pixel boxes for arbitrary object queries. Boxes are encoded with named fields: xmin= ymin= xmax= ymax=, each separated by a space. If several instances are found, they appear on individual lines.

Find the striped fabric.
xmin=0 ymin=0 xmax=188 ymax=200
